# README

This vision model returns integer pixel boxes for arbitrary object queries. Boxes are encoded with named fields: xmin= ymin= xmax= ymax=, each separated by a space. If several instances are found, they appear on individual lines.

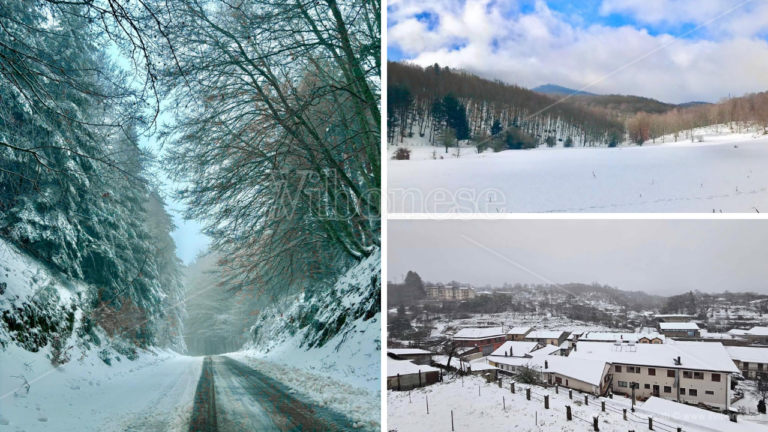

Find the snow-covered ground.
xmin=388 ymin=127 xmax=768 ymax=213
xmin=388 ymin=375 xmax=768 ymax=432
xmin=226 ymin=251 xmax=382 ymax=430
xmin=0 ymin=344 xmax=202 ymax=431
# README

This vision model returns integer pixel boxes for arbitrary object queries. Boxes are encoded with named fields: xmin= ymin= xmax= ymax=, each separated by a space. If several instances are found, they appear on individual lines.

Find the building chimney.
xmin=505 ymin=351 xmax=508 ymax=357
xmin=510 ymin=348 xmax=513 ymax=357
xmin=678 ymin=356 xmax=681 ymax=365
xmin=545 ymin=360 xmax=549 ymax=369
xmin=573 ymin=343 xmax=577 ymax=351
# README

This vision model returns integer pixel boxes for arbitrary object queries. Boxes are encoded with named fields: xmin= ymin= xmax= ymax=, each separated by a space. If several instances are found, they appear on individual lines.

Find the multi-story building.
xmin=742 ymin=327 xmax=768 ymax=345
xmin=452 ymin=327 xmax=506 ymax=356
xmin=569 ymin=341 xmax=738 ymax=410
xmin=726 ymin=346 xmax=768 ymax=380
xmin=426 ymin=284 xmax=476 ymax=301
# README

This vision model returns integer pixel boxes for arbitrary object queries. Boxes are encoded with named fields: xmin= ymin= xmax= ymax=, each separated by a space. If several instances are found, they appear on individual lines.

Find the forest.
xmin=388 ymin=61 xmax=768 ymax=149
xmin=1 ymin=0 xmax=380 ymax=356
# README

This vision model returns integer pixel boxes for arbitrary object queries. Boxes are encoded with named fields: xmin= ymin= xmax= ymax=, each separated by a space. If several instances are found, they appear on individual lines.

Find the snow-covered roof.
xmin=433 ymin=356 xmax=497 ymax=372
xmin=637 ymin=397 xmax=766 ymax=432
xmin=727 ymin=329 xmax=750 ymax=336
xmin=506 ymin=326 xmax=533 ymax=335
xmin=698 ymin=330 xmax=739 ymax=340
xmin=569 ymin=342 xmax=739 ymax=373
xmin=725 ymin=346 xmax=768 ymax=363
xmin=387 ymin=358 xmax=439 ymax=377
xmin=492 ymin=355 xmax=608 ymax=386
xmin=659 ymin=322 xmax=699 ymax=330
xmin=525 ymin=330 xmax=566 ymax=340
xmin=534 ymin=344 xmax=562 ymax=356
xmin=489 ymin=341 xmax=539 ymax=357
xmin=747 ymin=326 xmax=768 ymax=336
xmin=387 ymin=348 xmax=433 ymax=356
xmin=654 ymin=314 xmax=694 ymax=319
xmin=453 ymin=327 xmax=505 ymax=340
xmin=579 ymin=332 xmax=665 ymax=342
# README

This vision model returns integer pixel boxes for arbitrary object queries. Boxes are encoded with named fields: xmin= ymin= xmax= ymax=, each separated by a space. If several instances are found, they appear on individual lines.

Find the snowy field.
xmin=388 ymin=128 xmax=768 ymax=213
xmin=388 ymin=375 xmax=768 ymax=432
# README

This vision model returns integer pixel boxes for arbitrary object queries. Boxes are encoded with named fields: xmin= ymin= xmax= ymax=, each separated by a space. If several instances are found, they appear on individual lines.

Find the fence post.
xmin=593 ymin=416 xmax=599 ymax=432
xmin=545 ymin=395 xmax=549 ymax=409
xmin=498 ymin=378 xmax=502 ymax=388
xmin=451 ymin=410 xmax=454 ymax=431
xmin=569 ymin=389 xmax=573 ymax=399
xmin=601 ymin=401 xmax=605 ymax=412
xmin=585 ymin=395 xmax=588 ymax=406
xmin=555 ymin=384 xmax=559 ymax=394
xmin=511 ymin=382 xmax=515 ymax=394
xmin=609 ymin=392 xmax=613 ymax=399
xmin=566 ymin=405 xmax=572 ymax=421
xmin=649 ymin=417 xmax=653 ymax=431
xmin=526 ymin=388 xmax=531 ymax=401
xmin=503 ymin=396 xmax=506 ymax=410
xmin=419 ymin=370 xmax=422 ymax=387
xmin=397 ymin=374 xmax=401 ymax=391
xmin=623 ymin=408 xmax=627 ymax=421
xmin=479 ymin=385 xmax=481 ymax=396
xmin=426 ymin=395 xmax=429 ymax=414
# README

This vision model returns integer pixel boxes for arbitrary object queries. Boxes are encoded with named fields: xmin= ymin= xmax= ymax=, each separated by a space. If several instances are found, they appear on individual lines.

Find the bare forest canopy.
xmin=388 ymin=61 xmax=768 ymax=149
xmin=1 ymin=0 xmax=381 ymax=356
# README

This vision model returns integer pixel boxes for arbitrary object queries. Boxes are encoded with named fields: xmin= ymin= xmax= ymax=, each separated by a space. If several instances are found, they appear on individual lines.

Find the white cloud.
xmin=387 ymin=0 xmax=768 ymax=103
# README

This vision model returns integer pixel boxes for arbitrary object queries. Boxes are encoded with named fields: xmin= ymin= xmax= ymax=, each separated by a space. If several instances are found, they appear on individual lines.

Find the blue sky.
xmin=387 ymin=0 xmax=768 ymax=103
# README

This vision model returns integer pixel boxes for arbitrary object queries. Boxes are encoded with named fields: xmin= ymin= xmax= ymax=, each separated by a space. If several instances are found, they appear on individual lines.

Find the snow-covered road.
xmin=388 ymin=136 xmax=768 ymax=213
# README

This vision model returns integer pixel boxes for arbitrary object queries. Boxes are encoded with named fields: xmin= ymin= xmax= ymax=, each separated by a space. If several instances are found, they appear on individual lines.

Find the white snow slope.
xmin=0 ymin=239 xmax=202 ymax=431
xmin=226 ymin=250 xmax=382 ymax=430
xmin=388 ymin=129 xmax=768 ymax=213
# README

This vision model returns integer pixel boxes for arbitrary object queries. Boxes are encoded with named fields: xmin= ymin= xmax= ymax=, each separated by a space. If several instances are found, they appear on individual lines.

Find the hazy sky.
xmin=387 ymin=0 xmax=768 ymax=103
xmin=388 ymin=219 xmax=768 ymax=295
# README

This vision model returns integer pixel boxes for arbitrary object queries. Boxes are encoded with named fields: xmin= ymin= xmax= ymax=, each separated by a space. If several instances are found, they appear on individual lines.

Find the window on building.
xmin=648 ymin=368 xmax=656 ymax=376
xmin=680 ymin=388 xmax=686 ymax=395
xmin=556 ymin=377 xmax=562 ymax=384
xmin=693 ymin=372 xmax=703 ymax=380
xmin=689 ymin=389 xmax=698 ymax=396
xmin=644 ymin=384 xmax=650 ymax=389
xmin=667 ymin=370 xmax=675 ymax=378
xmin=618 ymin=381 xmax=628 ymax=388
xmin=711 ymin=373 xmax=721 ymax=382
xmin=664 ymin=386 xmax=671 ymax=393
xmin=683 ymin=371 xmax=692 ymax=379
xmin=744 ymin=362 xmax=750 ymax=369
xmin=615 ymin=365 xmax=622 ymax=373
xmin=705 ymin=391 xmax=714 ymax=395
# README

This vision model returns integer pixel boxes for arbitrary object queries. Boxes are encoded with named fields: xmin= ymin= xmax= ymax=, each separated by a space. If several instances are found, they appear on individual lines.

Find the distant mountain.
xmin=678 ymin=101 xmax=712 ymax=108
xmin=532 ymin=84 xmax=597 ymax=96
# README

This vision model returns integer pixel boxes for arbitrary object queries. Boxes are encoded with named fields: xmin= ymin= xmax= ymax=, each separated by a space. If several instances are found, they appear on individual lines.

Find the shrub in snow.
xmin=564 ymin=137 xmax=574 ymax=148
xmin=98 ymin=349 xmax=112 ymax=366
xmin=545 ymin=136 xmax=556 ymax=148
xmin=112 ymin=338 xmax=138 ymax=361
xmin=504 ymin=129 xmax=536 ymax=150
xmin=49 ymin=335 xmax=72 ymax=366
xmin=696 ymin=134 xmax=704 ymax=142
xmin=392 ymin=148 xmax=411 ymax=160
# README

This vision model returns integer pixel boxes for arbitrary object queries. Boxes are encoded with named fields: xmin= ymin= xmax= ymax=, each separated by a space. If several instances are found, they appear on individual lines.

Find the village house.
xmin=658 ymin=322 xmax=701 ymax=338
xmin=432 ymin=355 xmax=498 ymax=381
xmin=577 ymin=332 xmax=665 ymax=344
xmin=506 ymin=326 xmax=534 ymax=341
xmin=426 ymin=284 xmax=476 ymax=301
xmin=387 ymin=348 xmax=433 ymax=365
xmin=452 ymin=327 xmax=507 ymax=356
xmin=387 ymin=357 xmax=441 ymax=391
xmin=725 ymin=346 xmax=768 ymax=380
xmin=743 ymin=327 xmax=768 ymax=345
xmin=524 ymin=330 xmax=569 ymax=346
xmin=489 ymin=341 xmax=543 ymax=358
xmin=569 ymin=341 xmax=738 ymax=410
xmin=487 ymin=343 xmax=561 ymax=374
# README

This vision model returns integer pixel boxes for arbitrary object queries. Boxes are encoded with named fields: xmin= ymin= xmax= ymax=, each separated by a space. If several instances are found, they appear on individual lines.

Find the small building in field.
xmin=387 ymin=348 xmax=433 ymax=365
xmin=452 ymin=327 xmax=507 ymax=356
xmin=658 ymin=322 xmax=700 ymax=338
xmin=489 ymin=353 xmax=610 ymax=395
xmin=506 ymin=326 xmax=534 ymax=341
xmin=725 ymin=346 xmax=768 ymax=380
xmin=387 ymin=358 xmax=440 ymax=391
xmin=524 ymin=330 xmax=569 ymax=346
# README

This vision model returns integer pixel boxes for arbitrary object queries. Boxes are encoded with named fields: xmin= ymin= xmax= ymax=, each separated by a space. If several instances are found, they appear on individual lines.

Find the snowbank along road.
xmin=190 ymin=356 xmax=358 ymax=432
